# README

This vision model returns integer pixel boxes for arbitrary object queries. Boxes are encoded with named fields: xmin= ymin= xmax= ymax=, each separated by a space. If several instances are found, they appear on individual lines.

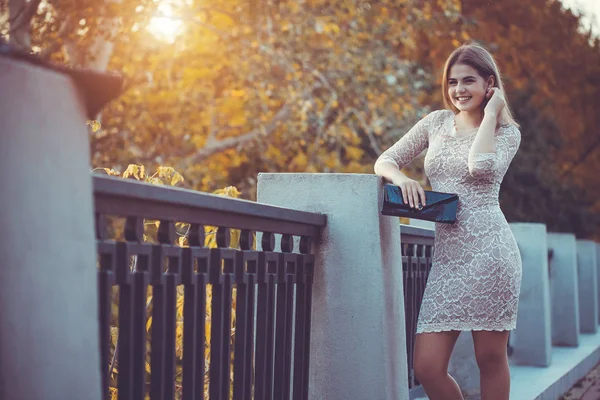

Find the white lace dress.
xmin=375 ymin=109 xmax=522 ymax=333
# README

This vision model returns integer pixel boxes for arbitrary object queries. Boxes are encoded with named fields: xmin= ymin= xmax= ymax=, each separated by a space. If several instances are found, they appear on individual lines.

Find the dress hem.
xmin=416 ymin=322 xmax=516 ymax=334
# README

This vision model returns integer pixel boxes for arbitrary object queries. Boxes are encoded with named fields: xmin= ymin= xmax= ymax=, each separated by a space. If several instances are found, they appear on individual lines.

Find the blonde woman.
xmin=374 ymin=43 xmax=522 ymax=400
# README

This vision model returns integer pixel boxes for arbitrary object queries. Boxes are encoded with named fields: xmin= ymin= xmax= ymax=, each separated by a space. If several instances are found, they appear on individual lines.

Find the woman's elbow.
xmin=374 ymin=158 xmax=394 ymax=176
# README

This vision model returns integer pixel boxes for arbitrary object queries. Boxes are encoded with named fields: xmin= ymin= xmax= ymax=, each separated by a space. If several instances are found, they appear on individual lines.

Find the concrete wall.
xmin=257 ymin=173 xmax=409 ymax=400
xmin=577 ymin=240 xmax=598 ymax=333
xmin=509 ymin=223 xmax=552 ymax=367
xmin=547 ymin=233 xmax=579 ymax=346
xmin=0 ymin=57 xmax=101 ymax=398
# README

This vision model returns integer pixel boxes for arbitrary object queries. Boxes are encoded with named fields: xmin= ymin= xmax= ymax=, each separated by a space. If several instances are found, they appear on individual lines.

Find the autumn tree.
xmin=1 ymin=0 xmax=464 ymax=196
xmin=3 ymin=0 xmax=600 ymax=238
xmin=460 ymin=0 xmax=600 ymax=238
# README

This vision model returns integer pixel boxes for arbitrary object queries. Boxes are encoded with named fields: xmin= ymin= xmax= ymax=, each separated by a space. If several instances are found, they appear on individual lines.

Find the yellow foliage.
xmin=87 ymin=120 xmax=102 ymax=132
xmin=122 ymin=164 xmax=144 ymax=180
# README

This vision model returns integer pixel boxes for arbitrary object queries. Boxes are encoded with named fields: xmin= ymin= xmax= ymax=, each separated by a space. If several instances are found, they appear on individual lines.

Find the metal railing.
xmin=93 ymin=175 xmax=326 ymax=400
xmin=400 ymin=225 xmax=435 ymax=389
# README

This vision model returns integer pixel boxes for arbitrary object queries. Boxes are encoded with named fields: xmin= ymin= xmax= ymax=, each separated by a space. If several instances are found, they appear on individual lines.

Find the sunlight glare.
xmin=147 ymin=2 xmax=183 ymax=43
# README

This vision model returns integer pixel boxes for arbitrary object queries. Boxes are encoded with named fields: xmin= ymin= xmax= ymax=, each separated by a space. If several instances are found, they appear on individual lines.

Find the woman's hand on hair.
xmin=484 ymin=87 xmax=506 ymax=118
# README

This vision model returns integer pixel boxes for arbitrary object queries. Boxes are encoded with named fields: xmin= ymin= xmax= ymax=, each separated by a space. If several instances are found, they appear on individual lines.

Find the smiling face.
xmin=447 ymin=63 xmax=492 ymax=113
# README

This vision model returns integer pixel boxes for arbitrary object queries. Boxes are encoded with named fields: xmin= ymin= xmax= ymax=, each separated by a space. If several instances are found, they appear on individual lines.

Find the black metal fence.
xmin=400 ymin=226 xmax=435 ymax=389
xmin=93 ymin=176 xmax=326 ymax=400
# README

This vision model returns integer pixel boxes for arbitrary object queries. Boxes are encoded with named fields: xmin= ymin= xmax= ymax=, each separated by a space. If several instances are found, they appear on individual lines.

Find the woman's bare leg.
xmin=472 ymin=330 xmax=510 ymax=400
xmin=413 ymin=330 xmax=464 ymax=400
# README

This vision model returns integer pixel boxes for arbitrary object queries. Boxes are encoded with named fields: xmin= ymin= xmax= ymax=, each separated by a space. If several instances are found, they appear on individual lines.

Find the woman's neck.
xmin=456 ymin=109 xmax=484 ymax=129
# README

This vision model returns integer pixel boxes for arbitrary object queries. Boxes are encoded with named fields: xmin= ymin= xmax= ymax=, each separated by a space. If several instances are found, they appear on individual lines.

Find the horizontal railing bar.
xmin=400 ymin=225 xmax=435 ymax=239
xmin=93 ymin=176 xmax=326 ymax=237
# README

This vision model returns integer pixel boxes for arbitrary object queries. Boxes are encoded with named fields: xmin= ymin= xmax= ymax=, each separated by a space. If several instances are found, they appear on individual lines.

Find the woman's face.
xmin=447 ymin=63 xmax=491 ymax=113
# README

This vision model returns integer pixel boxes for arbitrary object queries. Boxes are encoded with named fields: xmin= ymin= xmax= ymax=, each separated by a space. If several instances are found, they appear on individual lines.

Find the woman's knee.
xmin=474 ymin=348 xmax=507 ymax=374
xmin=472 ymin=331 xmax=510 ymax=374
xmin=414 ymin=354 xmax=449 ymax=383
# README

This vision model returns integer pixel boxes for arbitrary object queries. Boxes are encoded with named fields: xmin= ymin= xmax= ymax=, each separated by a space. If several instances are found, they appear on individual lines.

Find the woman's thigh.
xmin=414 ymin=330 xmax=461 ymax=375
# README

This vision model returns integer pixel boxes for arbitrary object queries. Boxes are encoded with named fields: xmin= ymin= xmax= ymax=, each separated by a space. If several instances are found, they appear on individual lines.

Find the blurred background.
xmin=1 ymin=0 xmax=599 ymax=239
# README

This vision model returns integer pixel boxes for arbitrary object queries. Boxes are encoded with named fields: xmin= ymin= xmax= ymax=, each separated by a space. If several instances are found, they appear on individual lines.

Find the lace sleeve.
xmin=468 ymin=124 xmax=521 ymax=180
xmin=374 ymin=111 xmax=435 ymax=171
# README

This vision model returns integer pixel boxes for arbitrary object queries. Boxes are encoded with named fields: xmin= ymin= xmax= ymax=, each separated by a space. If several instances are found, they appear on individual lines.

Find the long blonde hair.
xmin=442 ymin=43 xmax=519 ymax=127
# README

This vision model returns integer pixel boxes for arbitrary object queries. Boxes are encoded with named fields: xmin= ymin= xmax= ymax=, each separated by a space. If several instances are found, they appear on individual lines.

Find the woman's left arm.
xmin=468 ymin=89 xmax=521 ymax=180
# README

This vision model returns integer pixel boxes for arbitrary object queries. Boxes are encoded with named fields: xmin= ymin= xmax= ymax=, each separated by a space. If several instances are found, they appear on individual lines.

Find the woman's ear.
xmin=487 ymin=75 xmax=496 ymax=89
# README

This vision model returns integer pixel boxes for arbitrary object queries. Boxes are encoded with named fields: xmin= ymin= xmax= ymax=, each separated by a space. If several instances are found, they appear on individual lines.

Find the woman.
xmin=374 ymin=43 xmax=522 ymax=400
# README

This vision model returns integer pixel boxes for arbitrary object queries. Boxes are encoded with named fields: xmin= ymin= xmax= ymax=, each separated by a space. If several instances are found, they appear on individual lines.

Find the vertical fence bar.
xmin=163 ymin=254 xmax=180 ymax=400
xmin=116 ymin=239 xmax=133 ymax=400
xmin=244 ymin=256 xmax=258 ymax=399
xmin=233 ymin=247 xmax=250 ymax=400
xmin=401 ymin=242 xmax=415 ymax=388
xmin=157 ymin=221 xmax=181 ymax=400
xmin=209 ymin=228 xmax=237 ymax=400
xmin=274 ymin=239 xmax=296 ymax=400
xmin=150 ymin=244 xmax=166 ymax=400
xmin=181 ymin=224 xmax=209 ymax=400
xmin=221 ymin=255 xmax=235 ymax=399
xmin=209 ymin=248 xmax=225 ymax=400
xmin=283 ymin=256 xmax=297 ymax=400
xmin=233 ymin=270 xmax=250 ymax=400
xmin=181 ymin=245 xmax=197 ymax=400
xmin=97 ymin=231 xmax=115 ymax=400
xmin=292 ymin=256 xmax=308 ymax=400
xmin=273 ymin=256 xmax=288 ymax=399
xmin=255 ymin=233 xmax=278 ymax=400
xmin=265 ymin=253 xmax=280 ymax=400
xmin=233 ymin=229 xmax=259 ymax=400
xmin=131 ymin=251 xmax=151 ymax=400
xmin=300 ymin=254 xmax=315 ymax=400
xmin=195 ymin=253 xmax=210 ymax=399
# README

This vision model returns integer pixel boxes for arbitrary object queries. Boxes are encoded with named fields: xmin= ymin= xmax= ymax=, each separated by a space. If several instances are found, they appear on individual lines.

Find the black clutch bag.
xmin=381 ymin=184 xmax=459 ymax=224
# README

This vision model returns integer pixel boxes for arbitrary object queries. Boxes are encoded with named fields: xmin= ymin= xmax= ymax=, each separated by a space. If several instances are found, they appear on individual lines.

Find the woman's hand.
xmin=393 ymin=177 xmax=426 ymax=209
xmin=484 ymin=87 xmax=506 ymax=118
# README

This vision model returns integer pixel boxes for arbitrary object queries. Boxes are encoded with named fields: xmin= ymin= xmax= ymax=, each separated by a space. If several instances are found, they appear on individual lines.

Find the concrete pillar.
xmin=0 ymin=56 xmax=102 ymax=399
xmin=577 ymin=240 xmax=598 ymax=333
xmin=547 ymin=233 xmax=579 ymax=346
xmin=509 ymin=223 xmax=552 ymax=367
xmin=257 ymin=173 xmax=409 ymax=400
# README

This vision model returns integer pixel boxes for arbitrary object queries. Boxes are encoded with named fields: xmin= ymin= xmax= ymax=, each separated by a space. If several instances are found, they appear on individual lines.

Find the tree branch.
xmin=342 ymin=108 xmax=382 ymax=155
xmin=560 ymin=134 xmax=600 ymax=178
xmin=38 ymin=15 xmax=74 ymax=59
xmin=8 ymin=0 xmax=41 ymax=50
xmin=186 ymin=102 xmax=293 ymax=164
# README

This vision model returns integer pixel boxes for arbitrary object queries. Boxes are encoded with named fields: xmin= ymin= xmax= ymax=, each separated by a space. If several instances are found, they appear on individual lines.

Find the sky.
xmin=560 ymin=0 xmax=600 ymax=36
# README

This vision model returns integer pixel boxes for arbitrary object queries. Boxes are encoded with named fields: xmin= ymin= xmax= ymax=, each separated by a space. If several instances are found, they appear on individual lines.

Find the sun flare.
xmin=147 ymin=2 xmax=183 ymax=43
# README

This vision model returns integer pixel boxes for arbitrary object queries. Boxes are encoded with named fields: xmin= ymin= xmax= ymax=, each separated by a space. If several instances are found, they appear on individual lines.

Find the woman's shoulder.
xmin=416 ymin=109 xmax=453 ymax=135
xmin=425 ymin=109 xmax=454 ymax=120
xmin=419 ymin=109 xmax=453 ymax=126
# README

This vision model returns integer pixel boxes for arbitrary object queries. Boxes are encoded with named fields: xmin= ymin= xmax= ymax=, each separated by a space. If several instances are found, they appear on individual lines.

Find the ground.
xmin=561 ymin=362 xmax=600 ymax=400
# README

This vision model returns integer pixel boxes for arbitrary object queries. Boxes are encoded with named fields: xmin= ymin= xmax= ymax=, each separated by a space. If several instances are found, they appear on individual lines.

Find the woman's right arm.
xmin=374 ymin=112 xmax=434 ymax=208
